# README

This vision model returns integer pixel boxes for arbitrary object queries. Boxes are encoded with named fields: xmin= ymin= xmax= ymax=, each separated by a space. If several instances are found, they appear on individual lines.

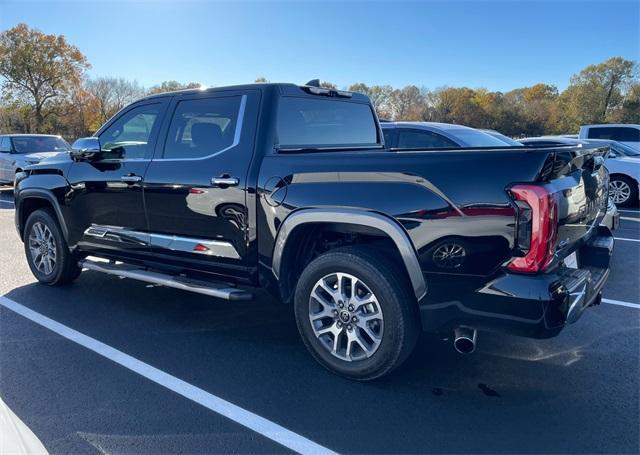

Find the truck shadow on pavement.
xmin=2 ymin=271 xmax=639 ymax=454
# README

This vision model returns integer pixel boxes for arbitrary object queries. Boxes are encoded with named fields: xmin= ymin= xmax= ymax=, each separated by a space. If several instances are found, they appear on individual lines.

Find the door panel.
xmin=143 ymin=90 xmax=259 ymax=277
xmin=66 ymin=100 xmax=169 ymax=255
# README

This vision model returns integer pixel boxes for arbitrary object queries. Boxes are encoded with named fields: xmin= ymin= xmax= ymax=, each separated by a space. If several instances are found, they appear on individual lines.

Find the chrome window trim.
xmin=155 ymin=94 xmax=247 ymax=162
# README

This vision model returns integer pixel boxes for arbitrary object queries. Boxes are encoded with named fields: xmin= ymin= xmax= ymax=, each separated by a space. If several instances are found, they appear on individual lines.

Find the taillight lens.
xmin=508 ymin=184 xmax=558 ymax=273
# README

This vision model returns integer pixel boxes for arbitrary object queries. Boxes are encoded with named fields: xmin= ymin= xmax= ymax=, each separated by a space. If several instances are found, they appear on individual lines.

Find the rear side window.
xmin=397 ymin=130 xmax=458 ymax=149
xmin=163 ymin=96 xmax=242 ymax=159
xmin=277 ymin=97 xmax=378 ymax=148
xmin=587 ymin=127 xmax=640 ymax=142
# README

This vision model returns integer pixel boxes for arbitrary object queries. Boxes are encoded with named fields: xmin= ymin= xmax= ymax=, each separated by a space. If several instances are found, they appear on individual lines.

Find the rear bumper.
xmin=419 ymin=226 xmax=613 ymax=339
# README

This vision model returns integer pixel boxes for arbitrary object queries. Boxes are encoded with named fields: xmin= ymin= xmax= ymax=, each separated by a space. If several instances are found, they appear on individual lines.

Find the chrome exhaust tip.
xmin=453 ymin=327 xmax=477 ymax=354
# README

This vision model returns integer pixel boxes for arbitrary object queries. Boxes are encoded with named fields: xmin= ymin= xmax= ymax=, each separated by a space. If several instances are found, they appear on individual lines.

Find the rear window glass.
xmin=587 ymin=127 xmax=640 ymax=142
xmin=277 ymin=97 xmax=378 ymax=148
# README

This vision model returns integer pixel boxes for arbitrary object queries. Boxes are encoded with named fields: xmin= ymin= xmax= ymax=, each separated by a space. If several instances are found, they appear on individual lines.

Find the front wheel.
xmin=294 ymin=247 xmax=419 ymax=381
xmin=24 ymin=208 xmax=81 ymax=285
xmin=610 ymin=176 xmax=638 ymax=207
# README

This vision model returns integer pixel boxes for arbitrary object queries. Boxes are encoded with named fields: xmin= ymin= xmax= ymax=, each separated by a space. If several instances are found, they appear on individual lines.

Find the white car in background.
xmin=579 ymin=124 xmax=640 ymax=152
xmin=582 ymin=139 xmax=640 ymax=206
xmin=519 ymin=136 xmax=639 ymax=208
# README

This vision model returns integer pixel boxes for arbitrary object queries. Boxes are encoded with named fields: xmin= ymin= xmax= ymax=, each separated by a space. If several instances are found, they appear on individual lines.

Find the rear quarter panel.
xmin=258 ymin=149 xmax=551 ymax=278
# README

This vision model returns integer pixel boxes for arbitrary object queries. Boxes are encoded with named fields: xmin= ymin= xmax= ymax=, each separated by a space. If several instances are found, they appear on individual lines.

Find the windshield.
xmin=449 ymin=129 xmax=514 ymax=147
xmin=11 ymin=136 xmax=71 ymax=154
xmin=611 ymin=141 xmax=640 ymax=157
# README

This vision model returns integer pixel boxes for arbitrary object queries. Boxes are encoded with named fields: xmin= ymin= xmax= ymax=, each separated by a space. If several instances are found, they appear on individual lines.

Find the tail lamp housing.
xmin=508 ymin=184 xmax=558 ymax=273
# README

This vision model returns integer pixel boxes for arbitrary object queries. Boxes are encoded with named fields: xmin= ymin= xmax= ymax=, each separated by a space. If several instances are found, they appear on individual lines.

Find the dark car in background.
xmin=0 ymin=134 xmax=71 ymax=184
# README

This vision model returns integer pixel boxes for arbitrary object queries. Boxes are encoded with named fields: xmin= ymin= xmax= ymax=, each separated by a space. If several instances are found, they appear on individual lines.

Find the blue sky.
xmin=1 ymin=0 xmax=638 ymax=91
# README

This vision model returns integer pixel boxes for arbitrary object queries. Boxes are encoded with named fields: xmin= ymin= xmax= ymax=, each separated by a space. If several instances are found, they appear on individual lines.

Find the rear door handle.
xmin=121 ymin=175 xmax=142 ymax=183
xmin=211 ymin=176 xmax=239 ymax=187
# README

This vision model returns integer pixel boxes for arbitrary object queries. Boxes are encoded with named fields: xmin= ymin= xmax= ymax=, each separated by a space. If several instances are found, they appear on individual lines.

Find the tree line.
xmin=1 ymin=23 xmax=638 ymax=141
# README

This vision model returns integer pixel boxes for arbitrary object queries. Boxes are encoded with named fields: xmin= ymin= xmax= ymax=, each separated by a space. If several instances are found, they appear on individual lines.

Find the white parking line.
xmin=620 ymin=217 xmax=640 ymax=222
xmin=614 ymin=237 xmax=640 ymax=243
xmin=602 ymin=298 xmax=640 ymax=309
xmin=618 ymin=209 xmax=640 ymax=214
xmin=0 ymin=296 xmax=337 ymax=455
xmin=0 ymin=199 xmax=14 ymax=205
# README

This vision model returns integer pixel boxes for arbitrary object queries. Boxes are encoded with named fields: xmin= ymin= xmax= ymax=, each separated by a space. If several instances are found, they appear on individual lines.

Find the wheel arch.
xmin=16 ymin=189 xmax=69 ymax=241
xmin=272 ymin=208 xmax=427 ymax=303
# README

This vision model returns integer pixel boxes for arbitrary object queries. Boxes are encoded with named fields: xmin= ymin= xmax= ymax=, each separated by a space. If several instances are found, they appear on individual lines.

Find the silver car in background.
xmin=381 ymin=122 xmax=513 ymax=148
xmin=0 ymin=134 xmax=71 ymax=184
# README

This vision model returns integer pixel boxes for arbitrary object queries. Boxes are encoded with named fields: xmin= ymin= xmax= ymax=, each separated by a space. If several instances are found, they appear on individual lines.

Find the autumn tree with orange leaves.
xmin=0 ymin=23 xmax=90 ymax=132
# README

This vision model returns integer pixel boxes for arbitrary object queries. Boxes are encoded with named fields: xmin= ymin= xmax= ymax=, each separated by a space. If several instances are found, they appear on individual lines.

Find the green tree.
xmin=561 ymin=57 xmax=637 ymax=130
xmin=620 ymin=82 xmax=640 ymax=123
xmin=0 ymin=23 xmax=90 ymax=132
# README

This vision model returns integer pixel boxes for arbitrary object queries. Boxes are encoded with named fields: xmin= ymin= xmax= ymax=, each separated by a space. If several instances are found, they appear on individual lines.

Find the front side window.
xmin=588 ymin=127 xmax=640 ymax=142
xmin=10 ymin=136 xmax=70 ymax=154
xmin=277 ymin=97 xmax=378 ymax=148
xmin=99 ymin=104 xmax=162 ymax=159
xmin=163 ymin=96 xmax=242 ymax=159
xmin=397 ymin=130 xmax=459 ymax=149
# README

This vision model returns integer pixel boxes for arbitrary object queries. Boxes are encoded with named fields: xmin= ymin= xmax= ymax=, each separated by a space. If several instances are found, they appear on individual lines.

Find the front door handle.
xmin=211 ymin=176 xmax=239 ymax=187
xmin=121 ymin=174 xmax=142 ymax=183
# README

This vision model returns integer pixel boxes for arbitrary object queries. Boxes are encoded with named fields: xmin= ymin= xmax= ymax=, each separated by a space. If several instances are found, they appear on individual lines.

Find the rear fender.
xmin=272 ymin=208 xmax=427 ymax=300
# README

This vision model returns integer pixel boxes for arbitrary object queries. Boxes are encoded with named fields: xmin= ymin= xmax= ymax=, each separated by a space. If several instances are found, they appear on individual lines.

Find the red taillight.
xmin=507 ymin=184 xmax=558 ymax=273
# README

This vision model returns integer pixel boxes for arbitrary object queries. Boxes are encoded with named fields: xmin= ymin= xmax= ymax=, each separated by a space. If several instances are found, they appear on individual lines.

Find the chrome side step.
xmin=79 ymin=259 xmax=253 ymax=301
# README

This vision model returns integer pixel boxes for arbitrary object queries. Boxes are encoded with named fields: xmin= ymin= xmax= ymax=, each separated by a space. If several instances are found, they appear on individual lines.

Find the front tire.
xmin=294 ymin=247 xmax=419 ymax=381
xmin=610 ymin=176 xmax=638 ymax=207
xmin=24 ymin=208 xmax=81 ymax=285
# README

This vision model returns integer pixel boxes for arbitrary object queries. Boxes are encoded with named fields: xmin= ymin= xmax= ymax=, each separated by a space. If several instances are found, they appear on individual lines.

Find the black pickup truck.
xmin=14 ymin=82 xmax=613 ymax=380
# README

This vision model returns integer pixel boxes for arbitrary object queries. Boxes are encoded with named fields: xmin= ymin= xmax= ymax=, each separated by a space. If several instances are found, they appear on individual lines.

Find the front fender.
xmin=15 ymin=174 xmax=71 ymax=241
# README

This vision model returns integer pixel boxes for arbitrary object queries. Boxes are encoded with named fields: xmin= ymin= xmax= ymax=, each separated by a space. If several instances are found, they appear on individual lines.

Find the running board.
xmin=78 ymin=259 xmax=253 ymax=301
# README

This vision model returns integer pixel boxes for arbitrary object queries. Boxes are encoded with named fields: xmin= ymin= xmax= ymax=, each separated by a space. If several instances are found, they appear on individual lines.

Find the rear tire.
xmin=610 ymin=175 xmax=638 ymax=207
xmin=24 ymin=208 xmax=81 ymax=285
xmin=294 ymin=246 xmax=420 ymax=381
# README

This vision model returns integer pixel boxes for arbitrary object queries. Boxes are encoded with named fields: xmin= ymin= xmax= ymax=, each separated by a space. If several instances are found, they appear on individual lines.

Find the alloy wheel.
xmin=28 ymin=222 xmax=57 ymax=275
xmin=308 ymin=272 xmax=383 ymax=361
xmin=610 ymin=180 xmax=631 ymax=205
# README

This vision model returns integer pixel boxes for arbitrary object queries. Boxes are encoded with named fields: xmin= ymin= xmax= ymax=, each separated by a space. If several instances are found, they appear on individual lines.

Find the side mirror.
xmin=71 ymin=137 xmax=101 ymax=161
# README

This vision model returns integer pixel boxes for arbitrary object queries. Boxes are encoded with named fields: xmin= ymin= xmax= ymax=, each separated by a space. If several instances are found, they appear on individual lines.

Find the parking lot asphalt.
xmin=1 ymin=188 xmax=638 ymax=454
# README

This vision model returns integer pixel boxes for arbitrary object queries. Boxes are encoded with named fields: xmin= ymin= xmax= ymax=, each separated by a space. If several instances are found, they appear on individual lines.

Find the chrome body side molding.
xmin=272 ymin=208 xmax=427 ymax=300
xmin=84 ymin=226 xmax=240 ymax=259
